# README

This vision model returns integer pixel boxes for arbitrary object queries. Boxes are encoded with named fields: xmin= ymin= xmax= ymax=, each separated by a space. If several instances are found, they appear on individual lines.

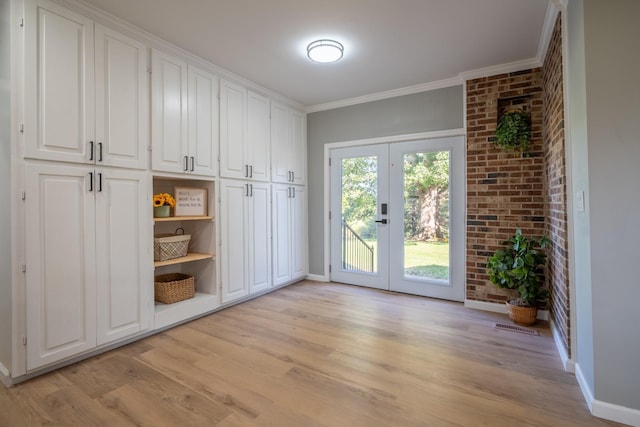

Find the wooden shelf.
xmin=154 ymin=252 xmax=215 ymax=268
xmin=154 ymin=215 xmax=214 ymax=222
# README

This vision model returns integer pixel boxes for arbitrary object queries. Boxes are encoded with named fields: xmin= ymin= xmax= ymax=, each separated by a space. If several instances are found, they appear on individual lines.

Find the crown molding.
xmin=305 ymin=76 xmax=463 ymax=113
xmin=537 ymin=1 xmax=561 ymax=66
xmin=459 ymin=57 xmax=542 ymax=81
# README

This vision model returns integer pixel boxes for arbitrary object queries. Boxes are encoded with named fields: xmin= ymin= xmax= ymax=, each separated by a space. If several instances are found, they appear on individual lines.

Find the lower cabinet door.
xmin=290 ymin=186 xmax=307 ymax=280
xmin=220 ymin=180 xmax=249 ymax=303
xmin=248 ymin=182 xmax=271 ymax=294
xmin=95 ymin=169 xmax=152 ymax=345
xmin=272 ymin=184 xmax=291 ymax=286
xmin=25 ymin=164 xmax=97 ymax=370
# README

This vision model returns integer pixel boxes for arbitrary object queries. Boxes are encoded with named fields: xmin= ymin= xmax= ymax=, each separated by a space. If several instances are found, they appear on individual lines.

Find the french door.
xmin=330 ymin=136 xmax=465 ymax=301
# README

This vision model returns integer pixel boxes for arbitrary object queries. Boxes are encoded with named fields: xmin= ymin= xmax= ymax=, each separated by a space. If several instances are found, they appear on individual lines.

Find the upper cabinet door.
xmin=270 ymin=102 xmax=290 ymax=184
xmin=220 ymin=79 xmax=247 ymax=179
xmin=291 ymin=109 xmax=306 ymax=185
xmin=25 ymin=0 xmax=95 ymax=163
xmin=151 ymin=49 xmax=189 ymax=173
xmin=94 ymin=24 xmax=148 ymax=169
xmin=188 ymin=65 xmax=219 ymax=176
xmin=246 ymin=91 xmax=270 ymax=182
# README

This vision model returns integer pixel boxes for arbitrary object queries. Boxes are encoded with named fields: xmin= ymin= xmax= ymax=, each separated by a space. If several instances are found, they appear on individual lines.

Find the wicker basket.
xmin=506 ymin=301 xmax=538 ymax=326
xmin=154 ymin=273 xmax=195 ymax=304
xmin=154 ymin=229 xmax=190 ymax=261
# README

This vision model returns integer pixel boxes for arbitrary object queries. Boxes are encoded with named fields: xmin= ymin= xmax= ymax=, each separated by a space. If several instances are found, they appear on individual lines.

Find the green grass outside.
xmin=364 ymin=240 xmax=449 ymax=280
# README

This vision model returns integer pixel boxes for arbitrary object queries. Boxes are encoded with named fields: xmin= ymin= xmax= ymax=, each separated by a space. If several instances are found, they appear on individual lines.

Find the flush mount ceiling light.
xmin=307 ymin=39 xmax=344 ymax=63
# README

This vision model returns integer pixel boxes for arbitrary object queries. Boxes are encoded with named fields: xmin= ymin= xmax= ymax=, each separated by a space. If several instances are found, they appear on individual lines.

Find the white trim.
xmin=306 ymin=274 xmax=329 ymax=282
xmin=575 ymin=363 xmax=595 ymax=412
xmin=306 ymin=76 xmax=463 ymax=113
xmin=537 ymin=2 xmax=560 ymax=65
xmin=551 ymin=318 xmax=575 ymax=373
xmin=460 ymin=57 xmax=542 ymax=81
xmin=592 ymin=400 xmax=640 ymax=427
xmin=323 ymin=129 xmax=466 ymax=281
xmin=464 ymin=299 xmax=550 ymax=321
xmin=0 ymin=362 xmax=10 ymax=387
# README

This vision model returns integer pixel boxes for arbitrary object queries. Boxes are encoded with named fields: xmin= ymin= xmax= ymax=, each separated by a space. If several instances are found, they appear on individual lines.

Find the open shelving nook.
xmin=152 ymin=175 xmax=219 ymax=329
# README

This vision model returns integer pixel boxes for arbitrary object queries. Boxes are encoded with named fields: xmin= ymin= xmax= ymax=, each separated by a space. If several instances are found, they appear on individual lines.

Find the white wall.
xmin=0 ymin=0 xmax=13 ymax=370
xmin=567 ymin=0 xmax=640 ymax=417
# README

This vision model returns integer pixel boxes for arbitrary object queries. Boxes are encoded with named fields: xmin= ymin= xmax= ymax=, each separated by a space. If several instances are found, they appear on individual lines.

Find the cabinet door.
xmin=270 ymin=102 xmax=291 ymax=184
xmin=248 ymin=183 xmax=271 ymax=294
xmin=95 ymin=170 xmax=152 ymax=345
xmin=290 ymin=186 xmax=307 ymax=280
xmin=188 ymin=65 xmax=219 ymax=176
xmin=220 ymin=80 xmax=247 ymax=179
xmin=291 ymin=110 xmax=306 ymax=185
xmin=95 ymin=24 xmax=148 ymax=169
xmin=220 ymin=180 xmax=249 ymax=303
xmin=25 ymin=0 xmax=94 ymax=164
xmin=247 ymin=91 xmax=270 ymax=182
xmin=151 ymin=49 xmax=188 ymax=173
xmin=272 ymin=184 xmax=291 ymax=286
xmin=25 ymin=164 xmax=97 ymax=370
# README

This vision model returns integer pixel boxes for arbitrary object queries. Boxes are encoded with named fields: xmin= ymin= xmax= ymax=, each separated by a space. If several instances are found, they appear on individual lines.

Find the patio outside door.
xmin=330 ymin=136 xmax=465 ymax=301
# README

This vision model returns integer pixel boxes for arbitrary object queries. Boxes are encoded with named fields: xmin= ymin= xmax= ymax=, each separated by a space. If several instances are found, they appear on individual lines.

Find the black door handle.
xmin=375 ymin=219 xmax=387 ymax=224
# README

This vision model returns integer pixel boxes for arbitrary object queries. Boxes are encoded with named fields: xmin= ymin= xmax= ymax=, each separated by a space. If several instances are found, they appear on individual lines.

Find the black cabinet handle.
xmin=190 ymin=156 xmax=195 ymax=172
xmin=89 ymin=141 xmax=94 ymax=161
xmin=88 ymin=172 xmax=93 ymax=192
xmin=250 ymin=184 xmax=253 ymax=197
xmin=249 ymin=165 xmax=253 ymax=178
xmin=98 ymin=172 xmax=102 ymax=192
xmin=98 ymin=142 xmax=103 ymax=162
xmin=184 ymin=156 xmax=189 ymax=171
xmin=375 ymin=219 xmax=388 ymax=224
xmin=292 ymin=187 xmax=295 ymax=198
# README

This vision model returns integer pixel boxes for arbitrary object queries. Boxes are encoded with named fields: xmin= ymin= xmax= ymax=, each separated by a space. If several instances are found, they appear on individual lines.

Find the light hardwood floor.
xmin=0 ymin=281 xmax=624 ymax=426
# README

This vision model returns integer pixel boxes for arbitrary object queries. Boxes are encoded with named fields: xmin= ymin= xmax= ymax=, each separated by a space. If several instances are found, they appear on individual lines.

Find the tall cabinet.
xmin=22 ymin=0 xmax=152 ymax=371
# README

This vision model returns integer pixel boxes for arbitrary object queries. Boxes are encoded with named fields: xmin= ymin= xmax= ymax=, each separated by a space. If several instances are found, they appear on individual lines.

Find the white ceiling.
xmin=82 ymin=0 xmax=551 ymax=108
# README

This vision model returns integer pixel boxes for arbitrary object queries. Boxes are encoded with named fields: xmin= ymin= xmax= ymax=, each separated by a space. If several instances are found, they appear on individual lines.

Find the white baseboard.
xmin=306 ymin=274 xmax=329 ymax=282
xmin=550 ymin=318 xmax=575 ymax=373
xmin=575 ymin=363 xmax=595 ymax=412
xmin=576 ymin=363 xmax=640 ymax=426
xmin=593 ymin=400 xmax=640 ymax=427
xmin=0 ymin=361 xmax=11 ymax=387
xmin=464 ymin=299 xmax=550 ymax=321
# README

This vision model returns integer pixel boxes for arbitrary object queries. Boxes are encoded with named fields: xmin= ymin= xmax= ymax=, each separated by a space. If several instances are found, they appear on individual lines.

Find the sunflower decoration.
xmin=152 ymin=193 xmax=176 ymax=208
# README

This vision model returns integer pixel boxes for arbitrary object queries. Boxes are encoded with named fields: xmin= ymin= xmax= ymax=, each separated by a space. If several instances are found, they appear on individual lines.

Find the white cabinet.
xmin=272 ymin=184 xmax=307 ymax=286
xmin=25 ymin=164 xmax=151 ymax=370
xmin=220 ymin=80 xmax=270 ymax=181
xmin=220 ymin=180 xmax=271 ymax=303
xmin=271 ymin=102 xmax=306 ymax=185
xmin=25 ymin=0 xmax=148 ymax=169
xmin=152 ymin=50 xmax=218 ymax=176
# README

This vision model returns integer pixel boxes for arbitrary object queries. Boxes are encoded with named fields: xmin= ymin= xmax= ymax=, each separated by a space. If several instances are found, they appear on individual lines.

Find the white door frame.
xmin=322 ymin=129 xmax=466 ymax=287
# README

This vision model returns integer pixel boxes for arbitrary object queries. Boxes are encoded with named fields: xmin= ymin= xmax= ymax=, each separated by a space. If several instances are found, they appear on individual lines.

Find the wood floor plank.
xmin=0 ymin=281 xmax=625 ymax=426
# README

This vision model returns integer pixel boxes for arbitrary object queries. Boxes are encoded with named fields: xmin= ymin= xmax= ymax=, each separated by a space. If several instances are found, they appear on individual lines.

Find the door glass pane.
xmin=341 ymin=156 xmax=377 ymax=273
xmin=403 ymin=151 xmax=450 ymax=280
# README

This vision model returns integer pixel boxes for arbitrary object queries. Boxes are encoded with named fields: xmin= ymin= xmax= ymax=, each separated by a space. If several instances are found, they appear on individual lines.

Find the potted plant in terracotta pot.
xmin=487 ymin=229 xmax=549 ymax=326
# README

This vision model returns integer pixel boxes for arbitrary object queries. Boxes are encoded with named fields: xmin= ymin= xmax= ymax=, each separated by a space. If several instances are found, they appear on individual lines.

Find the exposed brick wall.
xmin=466 ymin=69 xmax=545 ymax=303
xmin=543 ymin=15 xmax=570 ymax=355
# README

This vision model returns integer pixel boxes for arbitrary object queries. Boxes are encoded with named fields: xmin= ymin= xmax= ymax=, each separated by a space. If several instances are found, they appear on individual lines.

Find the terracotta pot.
xmin=506 ymin=300 xmax=538 ymax=326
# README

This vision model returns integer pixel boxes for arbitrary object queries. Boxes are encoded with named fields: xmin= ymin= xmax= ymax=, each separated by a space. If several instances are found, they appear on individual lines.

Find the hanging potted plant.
xmin=487 ymin=229 xmax=549 ymax=325
xmin=494 ymin=110 xmax=532 ymax=155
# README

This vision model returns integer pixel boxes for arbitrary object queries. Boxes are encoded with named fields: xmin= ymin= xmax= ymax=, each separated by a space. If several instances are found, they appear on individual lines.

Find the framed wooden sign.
xmin=174 ymin=187 xmax=207 ymax=216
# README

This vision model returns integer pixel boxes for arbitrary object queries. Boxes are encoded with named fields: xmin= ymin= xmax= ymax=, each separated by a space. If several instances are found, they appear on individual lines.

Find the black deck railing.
xmin=341 ymin=219 xmax=374 ymax=273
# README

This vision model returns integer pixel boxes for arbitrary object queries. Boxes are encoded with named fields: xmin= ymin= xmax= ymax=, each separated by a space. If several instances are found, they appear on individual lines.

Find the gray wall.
xmin=306 ymin=86 xmax=464 ymax=275
xmin=0 ymin=0 xmax=12 ymax=370
xmin=568 ymin=0 xmax=640 ymax=412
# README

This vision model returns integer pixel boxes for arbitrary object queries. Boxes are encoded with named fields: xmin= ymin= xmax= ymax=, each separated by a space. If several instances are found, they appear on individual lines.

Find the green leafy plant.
xmin=487 ymin=229 xmax=550 ymax=307
xmin=494 ymin=110 xmax=532 ymax=155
